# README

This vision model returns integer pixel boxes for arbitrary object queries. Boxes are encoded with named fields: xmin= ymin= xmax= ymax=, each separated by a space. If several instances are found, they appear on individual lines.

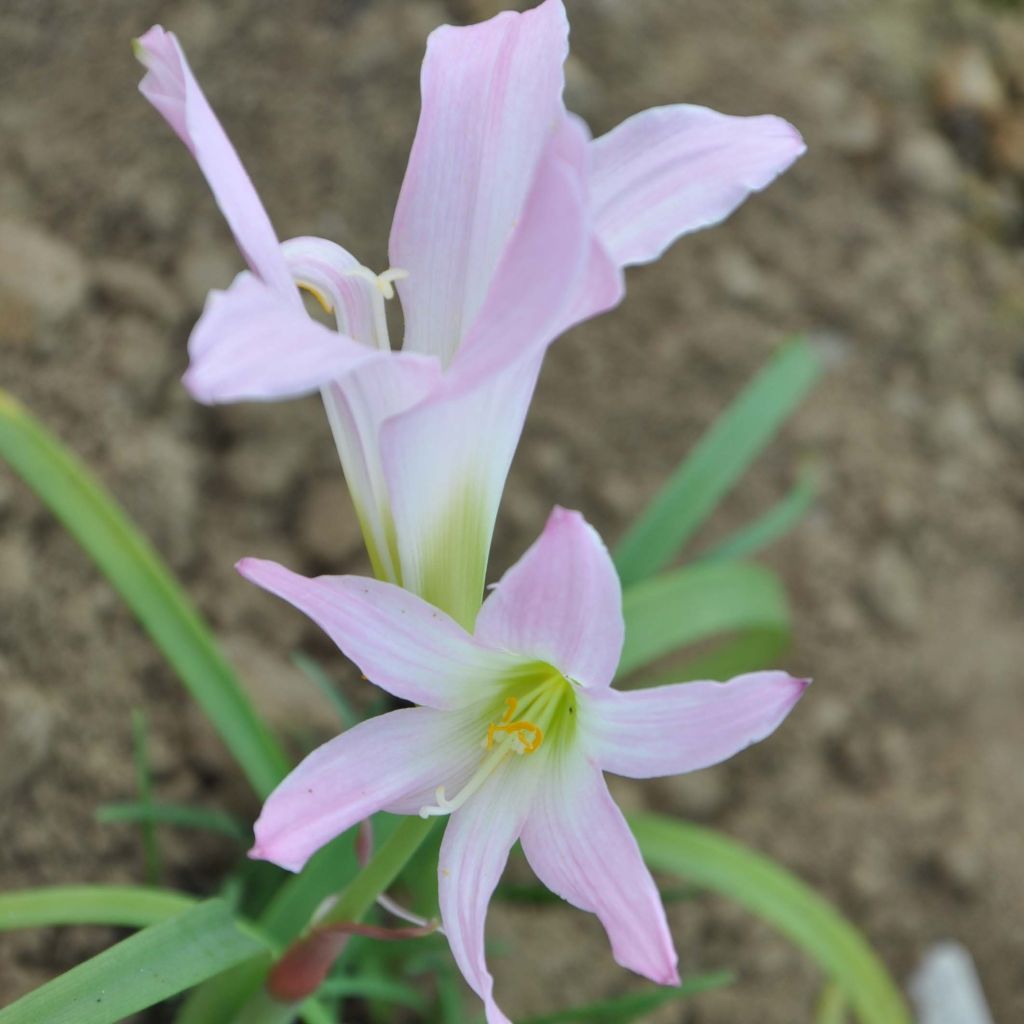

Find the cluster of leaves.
xmin=0 ymin=340 xmax=911 ymax=1023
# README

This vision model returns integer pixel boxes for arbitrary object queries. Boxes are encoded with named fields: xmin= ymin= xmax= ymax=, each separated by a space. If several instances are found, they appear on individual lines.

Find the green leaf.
xmin=518 ymin=972 xmax=733 ymax=1023
xmin=0 ymin=900 xmax=268 ymax=1024
xmin=619 ymin=562 xmax=789 ymax=678
xmin=0 ymin=389 xmax=288 ymax=798
xmin=0 ymin=885 xmax=195 ymax=932
xmin=291 ymin=651 xmax=356 ymax=727
xmin=318 ymin=975 xmax=428 ymax=1013
xmin=698 ymin=467 xmax=817 ymax=564
xmin=173 ymin=830 xmax=360 ymax=1024
xmin=614 ymin=338 xmax=822 ymax=585
xmin=631 ymin=814 xmax=911 ymax=1024
xmin=258 ymin=829 xmax=360 ymax=945
xmin=131 ymin=709 xmax=161 ymax=884
xmin=817 ymin=982 xmax=851 ymax=1024
xmin=97 ymin=801 xmax=251 ymax=843
xmin=650 ymin=627 xmax=789 ymax=686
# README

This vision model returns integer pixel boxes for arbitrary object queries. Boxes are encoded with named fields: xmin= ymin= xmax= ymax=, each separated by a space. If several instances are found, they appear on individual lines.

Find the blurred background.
xmin=1 ymin=0 xmax=1022 ymax=1019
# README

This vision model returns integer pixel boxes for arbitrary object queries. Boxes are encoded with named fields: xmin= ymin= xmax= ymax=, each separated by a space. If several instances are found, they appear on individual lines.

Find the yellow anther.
xmin=297 ymin=280 xmax=334 ymax=314
xmin=485 ymin=696 xmax=544 ymax=755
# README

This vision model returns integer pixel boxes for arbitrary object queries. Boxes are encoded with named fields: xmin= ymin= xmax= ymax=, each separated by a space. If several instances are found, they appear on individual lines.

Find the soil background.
xmin=2 ymin=0 xmax=1023 ymax=1020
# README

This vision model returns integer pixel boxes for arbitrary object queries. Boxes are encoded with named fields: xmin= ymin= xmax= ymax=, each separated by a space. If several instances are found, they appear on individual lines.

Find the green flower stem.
xmin=233 ymin=817 xmax=437 ymax=1024
xmin=320 ymin=816 xmax=436 ymax=927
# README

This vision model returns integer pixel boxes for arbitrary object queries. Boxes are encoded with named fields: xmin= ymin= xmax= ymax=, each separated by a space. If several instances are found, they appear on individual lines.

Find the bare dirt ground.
xmin=2 ymin=0 xmax=1023 ymax=1020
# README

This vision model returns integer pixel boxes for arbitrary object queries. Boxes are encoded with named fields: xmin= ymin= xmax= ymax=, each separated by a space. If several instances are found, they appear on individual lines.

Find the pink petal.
xmin=236 ymin=559 xmax=526 ymax=709
xmin=583 ymin=671 xmax=809 ymax=778
xmin=591 ymin=104 xmax=806 ymax=267
xmin=380 ymin=130 xmax=599 ymax=629
xmin=389 ymin=0 xmax=569 ymax=365
xmin=381 ymin=352 xmax=544 ymax=631
xmin=475 ymin=507 xmax=624 ymax=688
xmin=453 ymin=124 xmax=593 ymax=381
xmin=438 ymin=759 xmax=542 ymax=1024
xmin=320 ymin=355 xmax=442 ymax=584
xmin=454 ymin=114 xmax=621 ymax=380
xmin=251 ymin=707 xmax=479 ymax=872
xmin=136 ymin=26 xmax=294 ymax=298
xmin=183 ymin=273 xmax=380 ymax=404
xmin=519 ymin=748 xmax=679 ymax=986
xmin=282 ymin=236 xmax=387 ymax=350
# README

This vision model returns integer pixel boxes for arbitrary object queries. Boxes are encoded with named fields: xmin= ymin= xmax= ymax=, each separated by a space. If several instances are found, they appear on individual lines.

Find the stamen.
xmin=376 ymin=267 xmax=409 ymax=299
xmin=485 ymin=697 xmax=543 ymax=755
xmin=297 ymin=280 xmax=334 ymax=314
xmin=418 ymin=742 xmax=508 ymax=818
xmin=339 ymin=265 xmax=407 ymax=352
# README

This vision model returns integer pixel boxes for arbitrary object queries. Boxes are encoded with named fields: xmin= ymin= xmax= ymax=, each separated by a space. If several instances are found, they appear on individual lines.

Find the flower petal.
xmin=591 ymin=104 xmax=806 ymax=267
xmin=439 ymin=759 xmax=542 ymax=1024
xmin=389 ymin=0 xmax=569 ymax=365
xmin=320 ymin=355 xmax=442 ymax=583
xmin=381 ymin=352 xmax=544 ymax=631
xmin=583 ymin=671 xmax=809 ymax=778
xmin=183 ymin=273 xmax=380 ymax=404
xmin=519 ymin=747 xmax=679 ymax=986
xmin=454 ymin=114 xmax=620 ymax=380
xmin=475 ymin=507 xmax=624 ymax=688
xmin=251 ymin=707 xmax=480 ymax=872
xmin=380 ymin=131 xmax=598 ymax=629
xmin=236 ymin=559 xmax=526 ymax=709
xmin=136 ymin=26 xmax=295 ymax=298
xmin=283 ymin=236 xmax=388 ymax=351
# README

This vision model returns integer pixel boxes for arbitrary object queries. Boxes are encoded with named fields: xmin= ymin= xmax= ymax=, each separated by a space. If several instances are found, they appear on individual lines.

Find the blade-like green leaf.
xmin=0 ymin=389 xmax=288 ymax=798
xmin=699 ymin=467 xmax=817 ymax=564
xmin=291 ymin=651 xmax=357 ymax=727
xmin=131 ymin=709 xmax=161 ymax=884
xmin=0 ymin=885 xmax=195 ymax=932
xmin=614 ymin=338 xmax=822 ymax=585
xmin=0 ymin=900 xmax=268 ymax=1024
xmin=631 ymin=814 xmax=911 ymax=1024
xmin=173 ymin=829 xmax=360 ymax=1024
xmin=97 ymin=801 xmax=251 ymax=843
xmin=647 ymin=627 xmax=789 ymax=687
xmin=619 ymin=562 xmax=789 ymax=678
xmin=518 ymin=972 xmax=733 ymax=1023
xmin=817 ymin=982 xmax=851 ymax=1024
xmin=318 ymin=975 xmax=428 ymax=1012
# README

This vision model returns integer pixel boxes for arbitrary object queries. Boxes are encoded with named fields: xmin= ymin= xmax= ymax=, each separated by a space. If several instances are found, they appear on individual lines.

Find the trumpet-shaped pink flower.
xmin=240 ymin=508 xmax=808 ymax=1023
xmin=136 ymin=3 xmax=805 ymax=629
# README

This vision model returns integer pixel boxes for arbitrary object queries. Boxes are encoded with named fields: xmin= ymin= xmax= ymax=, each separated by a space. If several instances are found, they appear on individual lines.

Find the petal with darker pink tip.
xmin=136 ymin=26 xmax=294 ymax=298
xmin=251 ymin=707 xmax=482 ymax=873
xmin=475 ymin=507 xmax=624 ymax=688
xmin=389 ymin=0 xmax=570 ymax=365
xmin=582 ymin=671 xmax=809 ymax=779
xmin=236 ymin=559 xmax=526 ymax=709
xmin=520 ymin=747 xmax=679 ymax=987
xmin=591 ymin=104 xmax=806 ymax=267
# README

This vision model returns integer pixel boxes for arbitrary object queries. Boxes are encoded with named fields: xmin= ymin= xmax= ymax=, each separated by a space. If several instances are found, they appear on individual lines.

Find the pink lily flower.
xmin=136 ymin=3 xmax=805 ymax=629
xmin=239 ymin=508 xmax=808 ymax=1023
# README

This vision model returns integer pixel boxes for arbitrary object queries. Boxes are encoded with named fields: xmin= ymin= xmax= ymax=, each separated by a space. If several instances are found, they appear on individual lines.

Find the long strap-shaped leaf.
xmin=0 ymin=390 xmax=288 ymax=798
xmin=619 ymin=561 xmax=789 ymax=678
xmin=614 ymin=338 xmax=822 ymax=586
xmin=0 ymin=899 xmax=267 ymax=1024
xmin=0 ymin=885 xmax=195 ymax=931
xmin=631 ymin=814 xmax=911 ymax=1024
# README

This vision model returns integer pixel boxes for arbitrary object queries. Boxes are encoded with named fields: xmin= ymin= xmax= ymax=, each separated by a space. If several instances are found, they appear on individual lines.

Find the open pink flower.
xmin=240 ymin=508 xmax=808 ymax=1023
xmin=137 ymin=3 xmax=804 ymax=628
